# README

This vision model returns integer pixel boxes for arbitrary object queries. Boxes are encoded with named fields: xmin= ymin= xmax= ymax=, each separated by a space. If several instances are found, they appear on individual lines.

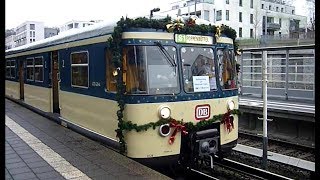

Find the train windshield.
xmin=181 ymin=47 xmax=217 ymax=92
xmin=124 ymin=45 xmax=179 ymax=95
xmin=217 ymin=48 xmax=238 ymax=89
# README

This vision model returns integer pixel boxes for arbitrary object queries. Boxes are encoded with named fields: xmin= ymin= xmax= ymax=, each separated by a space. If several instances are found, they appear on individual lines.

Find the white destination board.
xmin=193 ymin=76 xmax=210 ymax=92
xmin=175 ymin=34 xmax=213 ymax=45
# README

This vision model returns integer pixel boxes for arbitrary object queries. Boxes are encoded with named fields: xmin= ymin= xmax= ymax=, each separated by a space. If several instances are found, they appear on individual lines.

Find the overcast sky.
xmin=5 ymin=0 xmax=308 ymax=29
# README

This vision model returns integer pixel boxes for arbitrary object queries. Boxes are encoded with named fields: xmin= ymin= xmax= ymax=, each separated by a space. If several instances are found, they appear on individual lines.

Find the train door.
xmin=51 ymin=51 xmax=60 ymax=113
xmin=19 ymin=59 xmax=24 ymax=100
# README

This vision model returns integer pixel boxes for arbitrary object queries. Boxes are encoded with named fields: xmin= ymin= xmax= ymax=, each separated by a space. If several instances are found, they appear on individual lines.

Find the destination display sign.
xmin=175 ymin=34 xmax=214 ymax=45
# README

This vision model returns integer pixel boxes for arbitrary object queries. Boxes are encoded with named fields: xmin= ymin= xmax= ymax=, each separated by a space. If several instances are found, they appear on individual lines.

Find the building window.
xmin=239 ymin=0 xmax=242 ymax=6
xmin=261 ymin=4 xmax=264 ymax=9
xmin=226 ymin=0 xmax=229 ymax=4
xmin=281 ymin=8 xmax=284 ymax=12
xmin=292 ymin=10 xmax=294 ymax=14
xmin=239 ymin=28 xmax=242 ymax=37
xmin=216 ymin=10 xmax=222 ymax=21
xmin=33 ymin=39 xmax=35 ymax=42
xmin=34 ymin=57 xmax=44 ymax=82
xmin=75 ymin=23 xmax=79 ymax=28
xmin=26 ymin=58 xmax=34 ymax=81
xmin=250 ymin=14 xmax=253 ymax=24
xmin=226 ymin=10 xmax=230 ymax=21
xmin=269 ymin=5 xmax=271 ymax=10
xmin=30 ymin=39 xmax=32 ymax=43
xmin=279 ymin=18 xmax=282 ymax=27
xmin=204 ymin=10 xmax=210 ymax=21
xmin=33 ymin=31 xmax=35 ymax=37
xmin=71 ymin=51 xmax=89 ymax=88
xmin=250 ymin=0 xmax=253 ymax=8
xmin=30 ymin=24 xmax=35 ymax=30
xmin=30 ymin=31 xmax=32 ymax=37
xmin=239 ymin=12 xmax=242 ymax=22
xmin=250 ymin=29 xmax=253 ymax=38
xmin=276 ymin=7 xmax=279 ymax=11
xmin=83 ymin=24 xmax=86 ymax=27
xmin=6 ymin=60 xmax=16 ymax=78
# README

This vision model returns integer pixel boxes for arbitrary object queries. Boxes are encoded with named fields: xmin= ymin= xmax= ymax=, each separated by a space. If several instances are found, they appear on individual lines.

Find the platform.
xmin=5 ymin=99 xmax=171 ymax=180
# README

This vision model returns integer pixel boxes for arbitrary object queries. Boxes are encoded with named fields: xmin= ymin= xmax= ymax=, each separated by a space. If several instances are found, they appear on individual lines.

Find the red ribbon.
xmin=222 ymin=110 xmax=234 ymax=133
xmin=168 ymin=120 xmax=188 ymax=145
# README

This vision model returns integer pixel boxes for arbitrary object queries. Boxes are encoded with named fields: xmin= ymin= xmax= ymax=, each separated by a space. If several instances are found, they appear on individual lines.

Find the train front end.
xmin=119 ymin=30 xmax=239 ymax=167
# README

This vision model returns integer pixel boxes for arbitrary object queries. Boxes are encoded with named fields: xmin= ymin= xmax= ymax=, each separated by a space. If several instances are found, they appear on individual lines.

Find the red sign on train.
xmin=195 ymin=104 xmax=211 ymax=120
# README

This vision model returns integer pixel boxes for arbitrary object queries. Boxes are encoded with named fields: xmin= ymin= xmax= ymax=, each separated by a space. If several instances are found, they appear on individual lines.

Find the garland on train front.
xmin=108 ymin=16 xmax=241 ymax=154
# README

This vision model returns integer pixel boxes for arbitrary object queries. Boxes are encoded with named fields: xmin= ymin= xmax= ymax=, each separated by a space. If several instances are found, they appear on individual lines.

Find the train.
xmin=5 ymin=15 xmax=240 ymax=168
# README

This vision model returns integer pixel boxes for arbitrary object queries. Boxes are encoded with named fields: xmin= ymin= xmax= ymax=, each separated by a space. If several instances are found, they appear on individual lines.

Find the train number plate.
xmin=195 ymin=104 xmax=211 ymax=120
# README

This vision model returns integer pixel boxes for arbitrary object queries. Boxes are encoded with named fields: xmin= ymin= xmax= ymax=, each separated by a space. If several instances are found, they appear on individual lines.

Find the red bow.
xmin=168 ymin=120 xmax=188 ymax=145
xmin=222 ymin=111 xmax=234 ymax=133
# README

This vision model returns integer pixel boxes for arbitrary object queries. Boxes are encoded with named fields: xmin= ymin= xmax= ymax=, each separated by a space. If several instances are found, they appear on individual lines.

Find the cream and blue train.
xmin=5 ymin=18 xmax=239 ymax=167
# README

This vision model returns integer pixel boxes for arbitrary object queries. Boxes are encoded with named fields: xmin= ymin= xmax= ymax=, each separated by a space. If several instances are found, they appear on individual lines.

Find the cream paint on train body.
xmin=5 ymin=80 xmax=20 ymax=99
xmin=59 ymin=90 xmax=119 ymax=140
xmin=57 ymin=90 xmax=238 ymax=158
xmin=124 ymin=96 xmax=238 ymax=158
xmin=24 ymin=84 xmax=51 ymax=112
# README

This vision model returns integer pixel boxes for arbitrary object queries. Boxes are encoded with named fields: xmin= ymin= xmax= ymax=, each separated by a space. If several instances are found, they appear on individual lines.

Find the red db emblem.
xmin=195 ymin=104 xmax=211 ymax=120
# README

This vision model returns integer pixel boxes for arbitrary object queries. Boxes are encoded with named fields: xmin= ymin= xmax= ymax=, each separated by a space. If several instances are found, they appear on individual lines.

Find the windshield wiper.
xmin=154 ymin=41 xmax=177 ymax=67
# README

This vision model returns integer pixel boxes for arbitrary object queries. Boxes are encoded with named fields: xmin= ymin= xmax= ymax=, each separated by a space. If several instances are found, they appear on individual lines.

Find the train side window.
xmin=217 ymin=49 xmax=237 ymax=89
xmin=5 ymin=60 xmax=16 ymax=79
xmin=71 ymin=51 xmax=89 ymax=88
xmin=26 ymin=58 xmax=34 ymax=81
xmin=106 ymin=49 xmax=117 ymax=92
xmin=34 ymin=57 xmax=44 ymax=82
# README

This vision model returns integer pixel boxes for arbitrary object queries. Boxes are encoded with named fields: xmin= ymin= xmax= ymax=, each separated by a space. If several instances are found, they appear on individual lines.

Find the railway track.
xmin=181 ymin=157 xmax=293 ymax=180
xmin=238 ymin=131 xmax=315 ymax=162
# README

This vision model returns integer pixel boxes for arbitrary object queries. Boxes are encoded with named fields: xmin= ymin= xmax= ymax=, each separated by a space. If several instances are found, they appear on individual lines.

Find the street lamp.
xmin=150 ymin=8 xmax=160 ymax=19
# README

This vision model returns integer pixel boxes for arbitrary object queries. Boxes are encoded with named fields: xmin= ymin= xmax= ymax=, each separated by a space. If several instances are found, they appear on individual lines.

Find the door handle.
xmin=57 ymin=73 xmax=61 ymax=82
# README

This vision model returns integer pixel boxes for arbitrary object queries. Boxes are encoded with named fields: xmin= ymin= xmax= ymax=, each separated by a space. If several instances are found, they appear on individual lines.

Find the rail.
xmin=239 ymin=44 xmax=315 ymax=102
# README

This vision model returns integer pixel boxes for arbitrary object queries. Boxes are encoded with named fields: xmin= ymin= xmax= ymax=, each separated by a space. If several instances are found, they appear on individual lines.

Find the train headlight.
xmin=159 ymin=124 xmax=171 ymax=137
xmin=227 ymin=100 xmax=235 ymax=110
xmin=159 ymin=106 xmax=171 ymax=119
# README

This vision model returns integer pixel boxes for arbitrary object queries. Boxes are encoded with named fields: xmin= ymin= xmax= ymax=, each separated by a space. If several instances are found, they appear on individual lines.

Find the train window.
xmin=106 ymin=49 xmax=117 ymax=92
xmin=11 ymin=60 xmax=16 ymax=78
xmin=217 ymin=49 xmax=237 ymax=89
xmin=26 ymin=58 xmax=34 ymax=81
xmin=6 ymin=60 xmax=10 ymax=78
xmin=71 ymin=51 xmax=89 ymax=88
xmin=125 ymin=45 xmax=179 ymax=95
xmin=181 ymin=47 xmax=216 ymax=92
xmin=34 ymin=57 xmax=44 ymax=82
xmin=6 ymin=60 xmax=15 ymax=78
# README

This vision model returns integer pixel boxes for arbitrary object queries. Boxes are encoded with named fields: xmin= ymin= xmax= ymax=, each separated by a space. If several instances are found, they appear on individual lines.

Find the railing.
xmin=260 ymin=32 xmax=315 ymax=41
xmin=239 ymin=44 xmax=315 ymax=102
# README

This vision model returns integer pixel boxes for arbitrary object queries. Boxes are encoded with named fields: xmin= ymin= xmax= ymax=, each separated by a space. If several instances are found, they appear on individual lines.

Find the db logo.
xmin=195 ymin=104 xmax=211 ymax=120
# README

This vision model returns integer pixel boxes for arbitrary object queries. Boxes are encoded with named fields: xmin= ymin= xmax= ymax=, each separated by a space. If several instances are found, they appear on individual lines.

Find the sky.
xmin=5 ymin=0 xmax=309 ymax=30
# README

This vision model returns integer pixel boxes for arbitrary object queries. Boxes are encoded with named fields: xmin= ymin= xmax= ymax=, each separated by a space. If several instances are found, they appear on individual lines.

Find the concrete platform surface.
xmin=5 ymin=99 xmax=172 ymax=180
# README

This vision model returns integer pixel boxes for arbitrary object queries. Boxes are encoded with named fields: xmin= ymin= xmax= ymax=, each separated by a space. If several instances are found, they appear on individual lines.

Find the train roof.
xmin=5 ymin=20 xmax=117 ymax=55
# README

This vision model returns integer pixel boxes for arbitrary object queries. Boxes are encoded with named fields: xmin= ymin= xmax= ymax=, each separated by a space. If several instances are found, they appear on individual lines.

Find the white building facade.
xmin=159 ymin=0 xmax=307 ymax=39
xmin=5 ymin=35 xmax=15 ymax=50
xmin=59 ymin=20 xmax=103 ymax=32
xmin=13 ymin=21 xmax=45 ymax=47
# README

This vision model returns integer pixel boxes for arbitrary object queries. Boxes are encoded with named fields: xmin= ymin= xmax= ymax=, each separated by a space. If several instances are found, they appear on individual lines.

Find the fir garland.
xmin=107 ymin=16 xmax=240 ymax=154
xmin=121 ymin=109 xmax=241 ymax=133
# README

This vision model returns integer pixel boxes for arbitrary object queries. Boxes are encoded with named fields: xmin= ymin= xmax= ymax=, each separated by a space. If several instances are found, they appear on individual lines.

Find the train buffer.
xmin=5 ymin=99 xmax=171 ymax=180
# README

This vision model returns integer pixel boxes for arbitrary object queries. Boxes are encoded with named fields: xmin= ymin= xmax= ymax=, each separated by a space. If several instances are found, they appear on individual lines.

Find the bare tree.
xmin=252 ymin=3 xmax=262 ymax=39
xmin=306 ymin=0 xmax=315 ymax=31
